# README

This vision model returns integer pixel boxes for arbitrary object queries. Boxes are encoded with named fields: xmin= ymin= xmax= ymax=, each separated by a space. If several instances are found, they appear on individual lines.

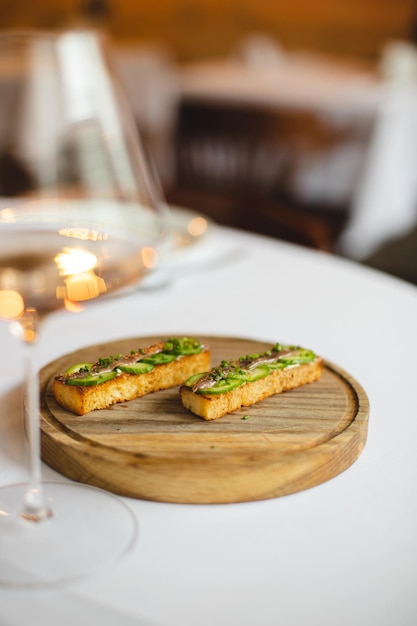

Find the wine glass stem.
xmin=21 ymin=338 xmax=52 ymax=522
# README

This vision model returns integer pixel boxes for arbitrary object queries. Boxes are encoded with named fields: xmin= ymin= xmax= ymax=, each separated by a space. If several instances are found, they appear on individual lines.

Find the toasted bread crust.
xmin=180 ymin=358 xmax=323 ymax=420
xmin=53 ymin=349 xmax=210 ymax=416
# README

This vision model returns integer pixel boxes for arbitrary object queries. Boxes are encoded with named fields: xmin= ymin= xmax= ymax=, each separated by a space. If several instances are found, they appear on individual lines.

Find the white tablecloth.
xmin=1 ymin=224 xmax=417 ymax=626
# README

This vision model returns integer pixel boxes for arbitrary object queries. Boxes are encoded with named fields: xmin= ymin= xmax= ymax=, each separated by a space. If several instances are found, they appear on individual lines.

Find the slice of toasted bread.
xmin=180 ymin=345 xmax=323 ymax=420
xmin=52 ymin=338 xmax=210 ymax=416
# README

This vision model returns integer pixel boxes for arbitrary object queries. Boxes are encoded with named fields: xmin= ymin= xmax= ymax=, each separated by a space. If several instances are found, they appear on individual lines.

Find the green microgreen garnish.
xmin=189 ymin=343 xmax=317 ymax=395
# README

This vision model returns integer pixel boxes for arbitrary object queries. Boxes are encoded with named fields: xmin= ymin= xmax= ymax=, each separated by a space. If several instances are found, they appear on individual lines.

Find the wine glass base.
xmin=0 ymin=481 xmax=138 ymax=588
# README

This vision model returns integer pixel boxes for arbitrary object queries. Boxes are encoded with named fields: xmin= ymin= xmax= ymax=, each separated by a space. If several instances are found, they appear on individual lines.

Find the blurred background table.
xmin=2 ymin=18 xmax=417 ymax=283
xmin=167 ymin=52 xmax=379 ymax=252
xmin=114 ymin=41 xmax=417 ymax=284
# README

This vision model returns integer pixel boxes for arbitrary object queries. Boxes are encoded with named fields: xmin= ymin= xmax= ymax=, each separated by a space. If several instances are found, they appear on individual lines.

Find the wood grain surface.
xmin=39 ymin=336 xmax=369 ymax=504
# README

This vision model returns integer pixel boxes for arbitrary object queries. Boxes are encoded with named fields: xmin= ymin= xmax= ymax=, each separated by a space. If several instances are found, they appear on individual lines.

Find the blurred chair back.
xmin=167 ymin=99 xmax=374 ymax=251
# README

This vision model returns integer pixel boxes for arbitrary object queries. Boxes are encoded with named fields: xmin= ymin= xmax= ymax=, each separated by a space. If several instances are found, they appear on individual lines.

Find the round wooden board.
xmin=39 ymin=336 xmax=369 ymax=504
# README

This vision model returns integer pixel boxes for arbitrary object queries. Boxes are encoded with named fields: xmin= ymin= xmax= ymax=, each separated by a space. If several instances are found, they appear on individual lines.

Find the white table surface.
xmin=1 ymin=223 xmax=417 ymax=626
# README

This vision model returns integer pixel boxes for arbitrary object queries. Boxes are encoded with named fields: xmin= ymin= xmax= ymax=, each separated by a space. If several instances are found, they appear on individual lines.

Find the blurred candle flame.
xmin=54 ymin=247 xmax=107 ymax=303
xmin=54 ymin=247 xmax=97 ymax=276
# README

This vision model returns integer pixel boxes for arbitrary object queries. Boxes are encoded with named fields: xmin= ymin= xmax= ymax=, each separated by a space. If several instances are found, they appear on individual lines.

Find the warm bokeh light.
xmin=10 ymin=307 xmax=38 ymax=343
xmin=187 ymin=216 xmax=208 ymax=237
xmin=0 ymin=208 xmax=17 ymax=223
xmin=141 ymin=246 xmax=159 ymax=269
xmin=64 ymin=271 xmax=107 ymax=301
xmin=0 ymin=290 xmax=25 ymax=319
xmin=55 ymin=247 xmax=97 ymax=276
xmin=58 ymin=227 xmax=108 ymax=242
xmin=63 ymin=299 xmax=85 ymax=313
xmin=22 ymin=327 xmax=37 ymax=342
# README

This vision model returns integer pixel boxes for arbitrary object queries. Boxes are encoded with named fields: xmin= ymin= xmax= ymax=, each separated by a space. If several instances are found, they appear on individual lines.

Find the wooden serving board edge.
xmin=39 ymin=337 xmax=370 ymax=504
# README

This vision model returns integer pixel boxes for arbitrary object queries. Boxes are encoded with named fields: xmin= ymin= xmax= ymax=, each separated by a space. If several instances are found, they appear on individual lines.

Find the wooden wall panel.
xmin=0 ymin=0 xmax=416 ymax=62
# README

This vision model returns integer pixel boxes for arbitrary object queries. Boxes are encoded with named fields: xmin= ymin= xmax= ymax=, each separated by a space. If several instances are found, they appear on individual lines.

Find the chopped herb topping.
xmin=163 ymin=337 xmax=203 ymax=355
xmin=97 ymin=355 xmax=117 ymax=367
xmin=186 ymin=343 xmax=317 ymax=395
xmin=61 ymin=337 xmax=204 ymax=387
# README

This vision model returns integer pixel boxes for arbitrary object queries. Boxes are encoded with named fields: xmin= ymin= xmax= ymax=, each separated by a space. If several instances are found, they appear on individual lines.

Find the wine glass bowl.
xmin=0 ymin=30 xmax=164 ymax=315
xmin=0 ymin=29 xmax=164 ymax=586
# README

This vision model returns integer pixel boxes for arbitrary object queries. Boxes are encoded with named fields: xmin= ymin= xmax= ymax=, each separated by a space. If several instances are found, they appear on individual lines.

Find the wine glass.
xmin=0 ymin=30 xmax=166 ymax=587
